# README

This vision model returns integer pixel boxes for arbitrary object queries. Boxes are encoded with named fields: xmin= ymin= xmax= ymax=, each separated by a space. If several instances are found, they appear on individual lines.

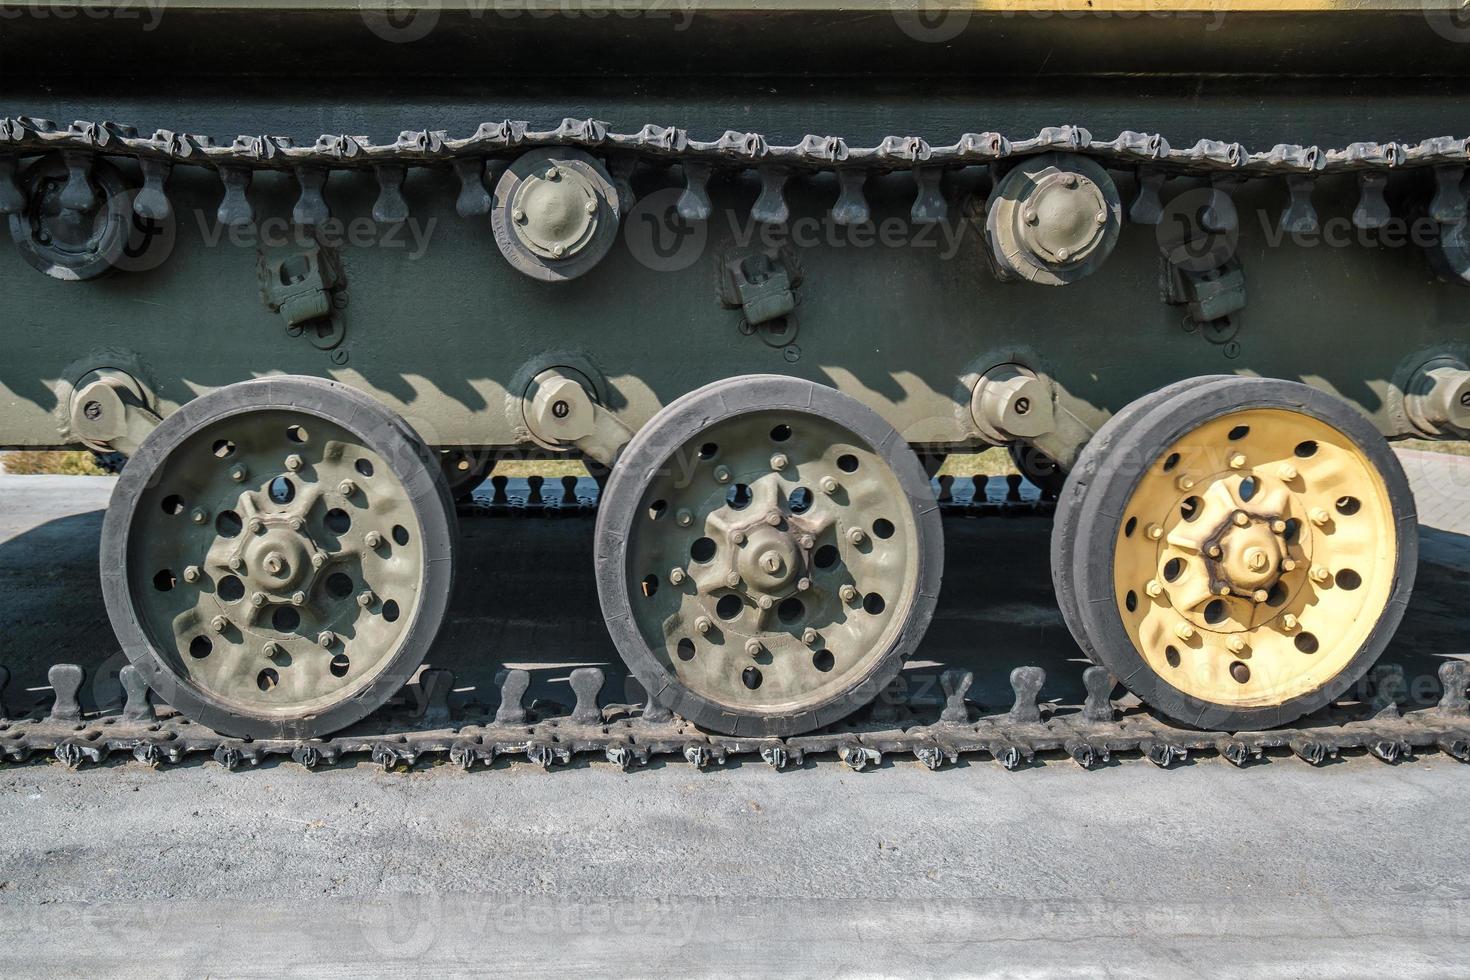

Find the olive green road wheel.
xmin=1060 ymin=377 xmax=1417 ymax=730
xmin=100 ymin=376 xmax=457 ymax=740
xmin=596 ymin=375 xmax=943 ymax=737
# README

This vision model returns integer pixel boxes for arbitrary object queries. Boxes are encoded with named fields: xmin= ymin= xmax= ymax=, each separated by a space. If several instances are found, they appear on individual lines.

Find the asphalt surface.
xmin=0 ymin=453 xmax=1467 ymax=977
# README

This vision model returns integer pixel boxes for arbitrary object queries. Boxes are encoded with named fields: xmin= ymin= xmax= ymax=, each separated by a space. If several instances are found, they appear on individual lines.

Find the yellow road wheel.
xmin=1059 ymin=378 xmax=1417 ymax=730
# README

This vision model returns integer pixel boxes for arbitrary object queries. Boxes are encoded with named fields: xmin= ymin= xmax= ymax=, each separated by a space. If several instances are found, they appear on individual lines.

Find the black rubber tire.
xmin=1065 ymin=377 xmax=1418 ymax=731
xmin=1051 ymin=375 xmax=1237 ymax=666
xmin=100 ymin=376 xmax=457 ymax=740
xmin=595 ymin=375 xmax=944 ymax=737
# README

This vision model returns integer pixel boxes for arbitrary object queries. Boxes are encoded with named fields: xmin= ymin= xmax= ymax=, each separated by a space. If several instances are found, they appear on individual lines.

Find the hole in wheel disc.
xmin=1163 ymin=452 xmax=1181 ymax=472
xmin=325 ymin=508 xmax=351 ymax=534
xmin=268 ymin=477 xmax=296 ymax=505
xmin=257 ymin=668 xmax=279 ymax=692
xmin=1239 ymin=477 xmax=1258 ymax=503
xmin=1181 ymin=496 xmax=1203 ymax=522
xmin=212 ymin=440 xmax=236 ymax=459
xmin=677 ymin=638 xmax=696 ymax=661
xmin=742 ymin=667 xmax=762 ymax=690
xmin=1125 ymin=591 xmax=1138 ymax=612
xmin=1230 ymin=661 xmax=1251 ymax=684
xmin=641 ymin=574 xmax=659 ymax=598
xmin=161 ymin=494 xmax=186 ymax=516
xmin=329 ymin=654 xmax=350 ymax=677
xmin=777 ymin=597 xmax=805 ymax=624
xmin=770 ymin=424 xmax=792 ymax=442
xmin=1295 ymin=632 xmax=1319 ymax=654
xmin=1165 ymin=645 xmax=1181 ymax=668
xmin=872 ymin=518 xmax=895 ymax=539
xmin=648 ymin=499 xmax=667 ymax=521
xmin=189 ymin=636 xmax=212 ymax=659
xmin=218 ymin=575 xmax=245 ymax=602
xmin=272 ymin=607 xmax=301 ymax=632
xmin=726 ymin=484 xmax=752 ymax=510
xmin=1294 ymin=440 xmax=1318 ymax=458
xmin=1335 ymin=496 xmax=1361 ymax=516
xmin=690 ymin=537 xmax=717 ymax=563
xmin=392 ymin=525 xmax=410 ymax=546
xmin=698 ymin=442 xmax=719 ymax=461
xmin=863 ymin=592 xmax=886 ymax=615
xmin=1228 ymin=425 xmax=1250 ymax=441
xmin=1204 ymin=599 xmax=1227 ymax=625
xmin=383 ymin=599 xmax=400 ymax=623
xmin=1335 ymin=569 xmax=1362 ymax=590
xmin=716 ymin=594 xmax=743 ymax=620
xmin=152 ymin=569 xmax=175 ymax=592
xmin=287 ymin=425 xmax=309 ymax=444
xmin=813 ymin=544 xmax=839 ymax=569
xmin=789 ymin=487 xmax=813 ymax=514
xmin=325 ymin=572 xmax=354 ymax=599
xmin=1124 ymin=517 xmax=1137 ymax=538
xmin=215 ymin=510 xmax=243 ymax=538
xmin=355 ymin=459 xmax=374 ymax=478
xmin=1163 ymin=558 xmax=1185 ymax=582
xmin=812 ymin=649 xmax=834 ymax=672
xmin=837 ymin=454 xmax=859 ymax=473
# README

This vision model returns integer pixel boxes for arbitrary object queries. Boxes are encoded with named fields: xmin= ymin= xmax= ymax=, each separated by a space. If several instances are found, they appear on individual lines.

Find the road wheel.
xmin=100 ymin=376 xmax=456 ymax=739
xmin=595 ymin=375 xmax=943 ymax=736
xmin=1059 ymin=377 xmax=1416 ymax=730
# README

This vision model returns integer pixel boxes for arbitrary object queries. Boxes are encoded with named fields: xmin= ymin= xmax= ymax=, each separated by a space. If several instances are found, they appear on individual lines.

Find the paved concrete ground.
xmin=0 ymin=456 xmax=1467 ymax=977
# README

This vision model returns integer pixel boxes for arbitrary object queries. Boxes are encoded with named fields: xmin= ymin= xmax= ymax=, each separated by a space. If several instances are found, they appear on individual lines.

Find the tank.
xmin=2 ymin=0 xmax=1469 ymax=745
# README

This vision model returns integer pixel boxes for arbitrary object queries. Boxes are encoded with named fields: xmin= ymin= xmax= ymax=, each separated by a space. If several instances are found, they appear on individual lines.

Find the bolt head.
xmin=511 ymin=208 xmax=526 ymax=223
xmin=251 ymin=592 xmax=268 ymax=608
xmin=1056 ymin=247 xmax=1071 ymax=262
xmin=263 ymin=642 xmax=283 ymax=659
xmin=725 ymin=572 xmax=740 ymax=588
xmin=744 ymin=638 xmax=762 ymax=657
xmin=1233 ymin=511 xmax=1251 ymax=528
xmin=551 ymin=243 xmax=565 ymax=258
xmin=820 ymin=477 xmax=838 ymax=495
xmin=183 ymin=565 xmax=201 ymax=584
xmin=840 ymin=584 xmax=858 ymax=603
xmin=210 ymin=616 xmax=228 ymax=634
xmin=339 ymin=480 xmax=357 ymax=496
xmin=1175 ymin=622 xmax=1195 ymax=641
xmin=230 ymin=465 xmax=248 ymax=482
xmin=803 ymin=628 xmax=819 ymax=646
xmin=669 ymin=568 xmax=686 ymax=585
xmin=247 ymin=518 xmax=264 ymax=535
xmin=797 ymin=577 xmax=811 ymax=592
xmin=1146 ymin=523 xmax=1163 ymax=541
xmin=1228 ymin=453 xmax=1247 ymax=469
xmin=847 ymin=527 xmax=866 ymax=545
xmin=1176 ymin=475 xmax=1195 ymax=491
xmin=676 ymin=509 xmax=693 ymax=528
xmin=1277 ymin=464 xmax=1299 ymax=481
xmin=1023 ymin=207 xmax=1038 ymax=225
xmin=758 ymin=595 xmax=774 ymax=610
xmin=1145 ymin=580 xmax=1163 ymax=598
xmin=289 ymin=518 xmax=305 ymax=532
xmin=1095 ymin=210 xmax=1108 ymax=225
xmin=358 ymin=590 xmax=376 ymax=608
xmin=285 ymin=454 xmax=303 ymax=471
xmin=291 ymin=590 xmax=307 ymax=606
xmin=1227 ymin=635 xmax=1246 ymax=653
xmin=365 ymin=531 xmax=382 ymax=548
xmin=1208 ymin=545 xmax=1222 ymax=559
xmin=228 ymin=556 xmax=244 ymax=571
xmin=1282 ymin=614 xmax=1299 ymax=631
xmin=695 ymin=616 xmax=712 ymax=635
xmin=798 ymin=534 xmax=814 ymax=550
xmin=1309 ymin=508 xmax=1330 ymax=527
xmin=732 ymin=531 xmax=746 ymax=546
xmin=311 ymin=552 xmax=327 ymax=569
xmin=1252 ymin=589 xmax=1270 ymax=603
xmin=1311 ymin=566 xmax=1331 ymax=584
xmin=1062 ymin=173 xmax=1079 ymax=189
xmin=713 ymin=465 xmax=731 ymax=484
xmin=190 ymin=508 xmax=208 ymax=525
xmin=317 ymin=631 xmax=336 ymax=649
xmin=765 ymin=511 xmax=782 ymax=527
xmin=1281 ymin=558 xmax=1298 ymax=572
xmin=770 ymin=453 xmax=788 ymax=471
xmin=544 ymin=167 xmax=559 ymax=181
xmin=1271 ymin=519 xmax=1287 ymax=534
xmin=584 ymin=199 xmax=598 ymax=215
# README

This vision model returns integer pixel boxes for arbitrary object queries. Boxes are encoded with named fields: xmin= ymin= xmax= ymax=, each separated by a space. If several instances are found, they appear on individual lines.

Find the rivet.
xmin=190 ymin=508 xmax=208 ymax=525
xmin=695 ymin=616 xmax=712 ymax=635
xmin=230 ymin=464 xmax=248 ymax=482
xmin=669 ymin=567 xmax=686 ymax=585
xmin=357 ymin=590 xmax=376 ymax=608
xmin=1227 ymin=635 xmax=1246 ymax=654
xmin=285 ymin=454 xmax=303 ymax=472
xmin=1228 ymin=453 xmax=1247 ymax=469
xmin=714 ymin=466 xmax=731 ymax=484
xmin=1277 ymin=463 xmax=1299 ymax=481
xmin=183 ymin=565 xmax=201 ymax=584
xmin=847 ymin=527 xmax=866 ymax=545
xmin=1233 ymin=511 xmax=1251 ymax=528
xmin=1309 ymin=508 xmax=1330 ymax=527
xmin=339 ymin=479 xmax=357 ymax=496
xmin=758 ymin=595 xmax=774 ymax=610
xmin=210 ymin=615 xmax=229 ymax=634
xmin=797 ymin=577 xmax=812 ymax=592
xmin=840 ymin=584 xmax=858 ymax=603
xmin=803 ymin=628 xmax=819 ymax=646
xmin=365 ymin=531 xmax=383 ymax=548
xmin=317 ymin=631 xmax=336 ymax=649
xmin=745 ymin=638 xmax=762 ymax=658
xmin=247 ymin=518 xmax=264 ymax=535
xmin=770 ymin=453 xmax=788 ymax=471
xmin=251 ymin=592 xmax=267 ymax=608
xmin=1176 ymin=475 xmax=1195 ymax=491
xmin=725 ymin=572 xmax=740 ymax=588
xmin=1145 ymin=579 xmax=1163 ymax=598
xmin=291 ymin=590 xmax=307 ymax=606
xmin=1175 ymin=622 xmax=1195 ymax=641
xmin=820 ymin=476 xmax=838 ymax=495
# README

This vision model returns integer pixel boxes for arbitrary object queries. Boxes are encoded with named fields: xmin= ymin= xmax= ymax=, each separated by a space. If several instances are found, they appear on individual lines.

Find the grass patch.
xmin=1 ymin=451 xmax=107 ymax=476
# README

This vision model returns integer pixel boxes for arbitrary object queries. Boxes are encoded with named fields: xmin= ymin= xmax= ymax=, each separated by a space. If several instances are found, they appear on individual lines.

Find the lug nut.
xmin=676 ymin=509 xmax=694 ymax=528
xmin=745 ymin=638 xmax=762 ymax=658
xmin=770 ymin=453 xmax=788 ymax=471
xmin=1281 ymin=558 xmax=1298 ymax=572
xmin=695 ymin=616 xmax=712 ymax=635
xmin=247 ymin=518 xmax=264 ymax=534
xmin=584 ymin=199 xmax=598 ymax=215
xmin=1228 ymin=453 xmax=1247 ymax=469
xmin=1095 ymin=210 xmax=1108 ymax=225
xmin=358 ymin=590 xmax=376 ymax=608
xmin=1233 ymin=511 xmax=1251 ymax=528
xmin=190 ymin=508 xmax=208 ymax=525
xmin=1216 ymin=584 xmax=1231 ymax=596
xmin=228 ymin=556 xmax=244 ymax=571
xmin=669 ymin=567 xmax=686 ymax=585
xmin=1175 ymin=475 xmax=1195 ymax=491
xmin=1175 ymin=622 xmax=1196 ymax=641
xmin=1146 ymin=523 xmax=1163 ymax=541
xmin=840 ymin=584 xmax=859 ymax=604
xmin=797 ymin=577 xmax=811 ymax=592
xmin=1227 ymin=635 xmax=1247 ymax=654
xmin=798 ymin=534 xmax=814 ymax=550
xmin=289 ymin=517 xmax=304 ymax=532
xmin=263 ymin=641 xmax=283 ymax=660
xmin=311 ymin=552 xmax=327 ymax=569
xmin=1309 ymin=508 xmax=1331 ymax=527
xmin=512 ymin=208 xmax=526 ymax=223
xmin=251 ymin=592 xmax=268 ymax=608
xmin=544 ymin=167 xmax=559 ymax=181
xmin=365 ymin=531 xmax=383 ymax=548
xmin=1311 ymin=566 xmax=1331 ymax=585
xmin=725 ymin=572 xmax=740 ymax=588
xmin=183 ymin=565 xmax=202 ymax=584
xmin=803 ymin=628 xmax=819 ymax=646
xmin=758 ymin=595 xmax=774 ymax=610
xmin=1282 ymin=613 xmax=1299 ymax=632
xmin=230 ymin=464 xmax=248 ymax=482
xmin=1252 ymin=589 xmax=1270 ymax=603
xmin=1145 ymin=580 xmax=1164 ymax=598
xmin=1277 ymin=463 xmax=1299 ymax=481
xmin=1207 ymin=545 xmax=1222 ymax=559
xmin=291 ymin=590 xmax=307 ymax=606
xmin=713 ymin=465 xmax=731 ymax=484
xmin=210 ymin=615 xmax=229 ymax=634
xmin=820 ymin=477 xmax=839 ymax=495
xmin=551 ymin=243 xmax=566 ymax=258
xmin=285 ymin=454 xmax=303 ymax=471
xmin=765 ymin=510 xmax=782 ymax=527
xmin=847 ymin=527 xmax=866 ymax=545
xmin=317 ymin=631 xmax=336 ymax=649
xmin=339 ymin=479 xmax=357 ymax=496
xmin=732 ymin=531 xmax=746 ymax=545
xmin=1271 ymin=519 xmax=1287 ymax=534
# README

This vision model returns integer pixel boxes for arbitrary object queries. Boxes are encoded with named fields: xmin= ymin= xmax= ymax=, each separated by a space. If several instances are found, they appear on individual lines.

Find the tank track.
xmin=3 ymin=115 xmax=1467 ymax=230
xmin=4 ymin=657 xmax=1467 ymax=773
